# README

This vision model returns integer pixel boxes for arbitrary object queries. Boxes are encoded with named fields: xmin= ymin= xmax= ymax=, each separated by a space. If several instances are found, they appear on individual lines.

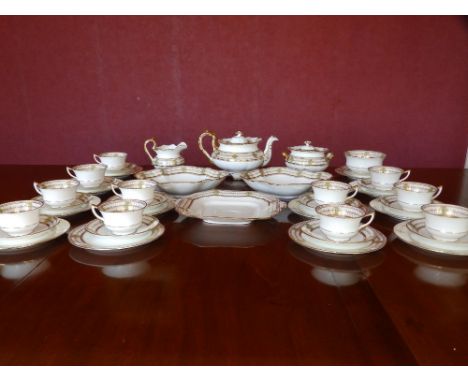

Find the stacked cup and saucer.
xmin=393 ymin=203 xmax=468 ymax=256
xmin=336 ymin=150 xmax=386 ymax=180
xmin=288 ymin=180 xmax=386 ymax=255
xmin=66 ymin=163 xmax=120 ymax=194
xmin=93 ymin=152 xmax=142 ymax=178
xmin=288 ymin=180 xmax=371 ymax=219
xmin=370 ymin=180 xmax=443 ymax=220
xmin=68 ymin=180 xmax=166 ymax=252
xmin=0 ymin=199 xmax=70 ymax=252
xmin=32 ymin=178 xmax=100 ymax=217
xmin=350 ymin=165 xmax=411 ymax=198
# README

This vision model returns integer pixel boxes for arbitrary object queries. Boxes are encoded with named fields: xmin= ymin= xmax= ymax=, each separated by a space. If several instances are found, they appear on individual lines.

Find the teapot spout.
xmin=262 ymin=136 xmax=279 ymax=166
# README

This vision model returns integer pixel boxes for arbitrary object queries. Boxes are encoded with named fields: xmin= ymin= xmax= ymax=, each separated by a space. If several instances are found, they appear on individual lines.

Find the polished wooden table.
xmin=0 ymin=166 xmax=467 ymax=365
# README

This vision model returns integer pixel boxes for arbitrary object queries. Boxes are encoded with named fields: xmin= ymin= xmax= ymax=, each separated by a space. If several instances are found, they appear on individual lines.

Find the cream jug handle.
xmin=433 ymin=185 xmax=443 ymax=200
xmin=359 ymin=212 xmax=375 ymax=231
xmin=93 ymin=154 xmax=102 ymax=164
xmin=399 ymin=170 xmax=411 ymax=182
xmin=66 ymin=167 xmax=78 ymax=179
xmin=144 ymin=138 xmax=158 ymax=161
xmin=345 ymin=185 xmax=359 ymax=201
xmin=91 ymin=205 xmax=105 ymax=221
xmin=198 ymin=130 xmax=218 ymax=161
xmin=33 ymin=182 xmax=42 ymax=195
xmin=111 ymin=184 xmax=122 ymax=198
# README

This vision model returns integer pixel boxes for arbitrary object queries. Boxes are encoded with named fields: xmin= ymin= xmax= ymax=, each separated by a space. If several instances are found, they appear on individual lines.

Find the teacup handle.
xmin=198 ymin=130 xmax=218 ymax=162
xmin=111 ymin=184 xmax=123 ymax=198
xmin=33 ymin=182 xmax=42 ymax=195
xmin=145 ymin=218 xmax=160 ymax=232
xmin=144 ymin=138 xmax=157 ymax=161
xmin=93 ymin=154 xmax=102 ymax=164
xmin=399 ymin=170 xmax=411 ymax=182
xmin=91 ymin=205 xmax=105 ymax=221
xmin=345 ymin=185 xmax=359 ymax=201
xmin=359 ymin=212 xmax=375 ymax=231
xmin=66 ymin=167 xmax=78 ymax=179
xmin=433 ymin=185 xmax=443 ymax=200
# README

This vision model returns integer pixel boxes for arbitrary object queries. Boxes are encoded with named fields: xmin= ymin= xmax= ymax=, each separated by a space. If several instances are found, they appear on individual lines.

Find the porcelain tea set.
xmin=0 ymin=129 xmax=466 ymax=257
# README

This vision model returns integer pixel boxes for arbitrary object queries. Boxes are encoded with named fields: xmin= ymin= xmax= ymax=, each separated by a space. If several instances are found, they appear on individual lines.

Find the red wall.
xmin=0 ymin=16 xmax=467 ymax=168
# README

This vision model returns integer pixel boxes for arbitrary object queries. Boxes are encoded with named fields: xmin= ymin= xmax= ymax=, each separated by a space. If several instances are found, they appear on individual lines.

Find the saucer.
xmin=289 ymin=220 xmax=386 ymax=255
xmin=370 ymin=195 xmax=442 ymax=220
xmin=105 ymin=163 xmax=143 ymax=178
xmin=288 ymin=193 xmax=373 ymax=219
xmin=350 ymin=179 xmax=395 ymax=198
xmin=77 ymin=177 xmax=120 ymax=195
xmin=0 ymin=218 xmax=70 ymax=252
xmin=106 ymin=193 xmax=175 ymax=216
xmin=68 ymin=218 xmax=165 ymax=251
xmin=393 ymin=220 xmax=468 ymax=256
xmin=335 ymin=166 xmax=371 ymax=180
xmin=33 ymin=193 xmax=100 ymax=217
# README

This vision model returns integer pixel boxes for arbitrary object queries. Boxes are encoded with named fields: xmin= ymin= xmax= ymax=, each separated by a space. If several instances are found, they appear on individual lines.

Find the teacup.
xmin=91 ymin=199 xmax=146 ymax=236
xmin=315 ymin=204 xmax=375 ymax=242
xmin=33 ymin=179 xmax=80 ymax=207
xmin=422 ymin=203 xmax=468 ymax=242
xmin=0 ymin=200 xmax=43 ymax=237
xmin=66 ymin=164 xmax=107 ymax=188
xmin=312 ymin=180 xmax=358 ymax=205
xmin=369 ymin=166 xmax=411 ymax=190
xmin=394 ymin=181 xmax=443 ymax=211
xmin=111 ymin=180 xmax=156 ymax=204
xmin=345 ymin=150 xmax=386 ymax=172
xmin=93 ymin=152 xmax=127 ymax=170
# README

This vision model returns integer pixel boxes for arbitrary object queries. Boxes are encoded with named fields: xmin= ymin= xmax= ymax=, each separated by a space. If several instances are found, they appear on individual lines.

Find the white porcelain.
xmin=33 ymin=179 xmax=80 ymax=207
xmin=198 ymin=130 xmax=278 ymax=174
xmin=288 ymin=193 xmax=371 ymax=219
xmin=76 ymin=176 xmax=120 ymax=194
xmin=0 ymin=218 xmax=70 ymax=252
xmin=106 ymin=194 xmax=175 ymax=216
xmin=289 ymin=220 xmax=386 ymax=255
xmin=112 ymin=179 xmax=157 ymax=203
xmin=370 ymin=195 xmax=439 ymax=220
xmin=315 ymin=204 xmax=375 ymax=242
xmin=0 ymin=215 xmax=59 ymax=246
xmin=68 ymin=218 xmax=165 ymax=251
xmin=240 ymin=167 xmax=332 ymax=201
xmin=312 ymin=180 xmax=358 ymax=204
xmin=344 ymin=150 xmax=386 ymax=172
xmin=33 ymin=193 xmax=100 ymax=217
xmin=104 ymin=163 xmax=143 ymax=178
xmin=335 ymin=166 xmax=371 ymax=180
xmin=394 ymin=220 xmax=468 ymax=256
xmin=66 ymin=164 xmax=107 ymax=188
xmin=85 ymin=215 xmax=160 ymax=246
xmin=144 ymin=138 xmax=187 ymax=167
xmin=93 ymin=152 xmax=127 ymax=170
xmin=395 ymin=181 xmax=443 ymax=210
xmin=369 ymin=166 xmax=410 ymax=189
xmin=349 ymin=179 xmax=395 ymax=198
xmin=284 ymin=141 xmax=333 ymax=160
xmin=421 ymin=204 xmax=468 ymax=242
xmin=91 ymin=199 xmax=146 ymax=236
xmin=285 ymin=160 xmax=330 ymax=173
xmin=175 ymin=190 xmax=286 ymax=225
xmin=0 ymin=200 xmax=43 ymax=237
xmin=136 ymin=166 xmax=229 ymax=196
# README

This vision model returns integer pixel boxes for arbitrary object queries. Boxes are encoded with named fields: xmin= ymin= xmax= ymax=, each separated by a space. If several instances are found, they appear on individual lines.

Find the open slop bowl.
xmin=240 ymin=167 xmax=333 ymax=200
xmin=135 ymin=166 xmax=229 ymax=196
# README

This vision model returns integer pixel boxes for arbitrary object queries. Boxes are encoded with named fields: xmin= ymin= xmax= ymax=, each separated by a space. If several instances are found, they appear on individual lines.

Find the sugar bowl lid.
xmin=219 ymin=131 xmax=261 ymax=145
xmin=289 ymin=141 xmax=328 ymax=152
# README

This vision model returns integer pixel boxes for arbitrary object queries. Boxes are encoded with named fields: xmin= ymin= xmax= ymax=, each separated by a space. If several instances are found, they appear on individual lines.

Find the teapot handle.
xmin=144 ymin=138 xmax=157 ymax=161
xmin=198 ymin=130 xmax=218 ymax=162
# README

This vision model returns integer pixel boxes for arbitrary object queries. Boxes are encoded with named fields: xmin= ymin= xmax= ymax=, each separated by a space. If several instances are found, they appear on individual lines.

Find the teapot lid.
xmin=219 ymin=131 xmax=261 ymax=145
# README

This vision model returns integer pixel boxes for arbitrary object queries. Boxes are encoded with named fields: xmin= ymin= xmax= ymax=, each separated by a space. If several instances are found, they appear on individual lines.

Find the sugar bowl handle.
xmin=144 ymin=138 xmax=158 ymax=161
xmin=198 ymin=130 xmax=218 ymax=162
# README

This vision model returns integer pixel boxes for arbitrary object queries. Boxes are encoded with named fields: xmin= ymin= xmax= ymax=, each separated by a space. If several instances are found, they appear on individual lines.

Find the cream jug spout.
xmin=262 ymin=136 xmax=279 ymax=166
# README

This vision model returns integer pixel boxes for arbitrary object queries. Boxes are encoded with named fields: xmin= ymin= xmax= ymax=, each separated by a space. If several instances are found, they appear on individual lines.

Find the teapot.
xmin=198 ymin=130 xmax=278 ymax=177
xmin=283 ymin=141 xmax=333 ymax=172
xmin=144 ymin=138 xmax=187 ymax=167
